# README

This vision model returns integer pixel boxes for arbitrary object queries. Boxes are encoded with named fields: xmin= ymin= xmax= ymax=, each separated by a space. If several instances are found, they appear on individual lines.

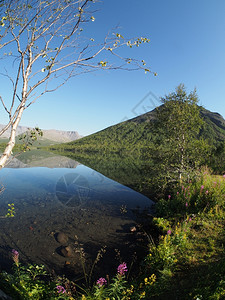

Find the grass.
xmin=143 ymin=169 xmax=225 ymax=299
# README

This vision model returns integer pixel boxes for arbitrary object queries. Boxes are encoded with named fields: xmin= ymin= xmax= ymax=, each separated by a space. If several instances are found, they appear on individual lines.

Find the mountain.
xmin=40 ymin=129 xmax=81 ymax=143
xmin=199 ymin=109 xmax=225 ymax=141
xmin=0 ymin=124 xmax=30 ymax=138
xmin=48 ymin=105 xmax=225 ymax=155
xmin=0 ymin=124 xmax=81 ymax=145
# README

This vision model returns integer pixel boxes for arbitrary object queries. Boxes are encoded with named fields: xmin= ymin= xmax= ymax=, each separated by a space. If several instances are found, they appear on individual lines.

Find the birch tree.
xmin=0 ymin=0 xmax=153 ymax=168
xmin=149 ymin=84 xmax=209 ymax=192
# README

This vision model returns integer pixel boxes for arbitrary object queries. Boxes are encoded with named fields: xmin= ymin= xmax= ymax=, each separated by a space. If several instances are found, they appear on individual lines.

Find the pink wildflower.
xmin=97 ymin=277 xmax=107 ymax=287
xmin=117 ymin=262 xmax=128 ymax=276
xmin=185 ymin=202 xmax=188 ymax=207
xmin=56 ymin=285 xmax=66 ymax=294
xmin=167 ymin=230 xmax=172 ymax=235
xmin=168 ymin=195 xmax=171 ymax=199
xmin=201 ymin=185 xmax=204 ymax=190
xmin=12 ymin=249 xmax=19 ymax=267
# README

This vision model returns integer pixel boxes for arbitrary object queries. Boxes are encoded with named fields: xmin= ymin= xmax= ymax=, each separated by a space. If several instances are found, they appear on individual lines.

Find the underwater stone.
xmin=56 ymin=232 xmax=69 ymax=244
xmin=61 ymin=245 xmax=73 ymax=257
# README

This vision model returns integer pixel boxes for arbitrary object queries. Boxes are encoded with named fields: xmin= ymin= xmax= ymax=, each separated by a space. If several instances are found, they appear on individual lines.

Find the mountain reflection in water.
xmin=0 ymin=151 xmax=153 ymax=277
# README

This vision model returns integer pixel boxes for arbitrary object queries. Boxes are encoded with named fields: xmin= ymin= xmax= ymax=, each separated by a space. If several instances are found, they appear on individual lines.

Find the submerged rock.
xmin=61 ymin=245 xmax=73 ymax=257
xmin=130 ymin=226 xmax=137 ymax=232
xmin=55 ymin=232 xmax=69 ymax=245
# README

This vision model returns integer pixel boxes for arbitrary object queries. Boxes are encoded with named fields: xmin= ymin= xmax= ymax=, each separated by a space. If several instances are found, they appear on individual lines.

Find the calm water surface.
xmin=0 ymin=152 xmax=153 ymax=277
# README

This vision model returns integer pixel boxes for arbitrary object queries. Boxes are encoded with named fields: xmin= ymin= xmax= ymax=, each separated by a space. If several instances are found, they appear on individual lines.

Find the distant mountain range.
xmin=0 ymin=124 xmax=82 ymax=145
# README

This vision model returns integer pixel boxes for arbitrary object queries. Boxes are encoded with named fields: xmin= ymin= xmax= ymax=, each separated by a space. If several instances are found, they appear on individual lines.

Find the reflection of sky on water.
xmin=0 ymin=164 xmax=153 ymax=210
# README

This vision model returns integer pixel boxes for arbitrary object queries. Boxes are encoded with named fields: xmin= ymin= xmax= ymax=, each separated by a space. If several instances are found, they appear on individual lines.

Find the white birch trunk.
xmin=0 ymin=106 xmax=25 ymax=169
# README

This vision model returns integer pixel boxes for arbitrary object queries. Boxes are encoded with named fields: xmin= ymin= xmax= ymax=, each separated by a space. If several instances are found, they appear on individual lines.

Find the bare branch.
xmin=0 ymin=0 xmax=152 ymax=168
xmin=0 ymin=96 xmax=10 ymax=115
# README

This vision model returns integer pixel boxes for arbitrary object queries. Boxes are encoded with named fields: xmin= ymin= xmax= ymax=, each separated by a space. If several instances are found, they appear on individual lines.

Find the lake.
xmin=0 ymin=151 xmax=153 ymax=279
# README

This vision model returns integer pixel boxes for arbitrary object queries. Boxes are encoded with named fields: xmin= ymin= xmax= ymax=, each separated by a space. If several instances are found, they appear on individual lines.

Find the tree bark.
xmin=0 ymin=106 xmax=25 ymax=169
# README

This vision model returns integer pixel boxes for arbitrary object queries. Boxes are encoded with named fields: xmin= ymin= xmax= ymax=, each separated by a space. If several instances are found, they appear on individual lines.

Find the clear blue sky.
xmin=2 ymin=0 xmax=225 ymax=136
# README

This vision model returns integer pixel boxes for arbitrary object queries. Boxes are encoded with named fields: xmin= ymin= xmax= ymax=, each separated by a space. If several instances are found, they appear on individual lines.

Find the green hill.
xmin=199 ymin=108 xmax=225 ymax=140
xmin=48 ymin=105 xmax=225 ymax=156
xmin=48 ymin=108 xmax=156 ymax=156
